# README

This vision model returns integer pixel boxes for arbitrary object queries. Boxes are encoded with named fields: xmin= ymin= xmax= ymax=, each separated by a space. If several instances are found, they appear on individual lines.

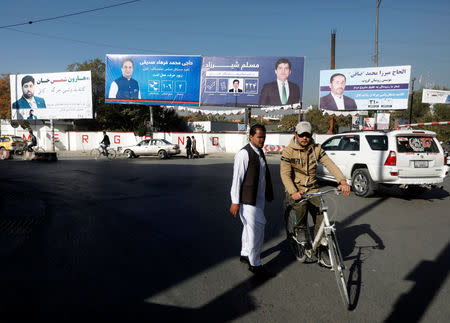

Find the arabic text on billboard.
xmin=105 ymin=54 xmax=202 ymax=106
xmin=422 ymin=89 xmax=450 ymax=104
xmin=200 ymin=56 xmax=305 ymax=107
xmin=10 ymin=71 xmax=93 ymax=120
xmin=319 ymin=65 xmax=411 ymax=111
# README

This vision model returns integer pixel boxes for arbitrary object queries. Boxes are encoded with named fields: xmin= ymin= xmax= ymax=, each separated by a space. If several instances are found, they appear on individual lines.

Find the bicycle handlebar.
xmin=296 ymin=188 xmax=340 ymax=203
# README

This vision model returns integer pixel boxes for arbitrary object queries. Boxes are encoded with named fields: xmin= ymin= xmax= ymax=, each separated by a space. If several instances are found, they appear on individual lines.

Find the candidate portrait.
xmin=228 ymin=79 xmax=243 ymax=93
xmin=108 ymin=58 xmax=141 ymax=100
xmin=320 ymin=73 xmax=357 ymax=110
xmin=12 ymin=75 xmax=47 ymax=109
xmin=258 ymin=58 xmax=300 ymax=106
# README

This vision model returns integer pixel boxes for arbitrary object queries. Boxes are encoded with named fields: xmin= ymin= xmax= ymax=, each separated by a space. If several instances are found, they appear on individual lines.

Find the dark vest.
xmin=115 ymin=77 xmax=140 ymax=99
xmin=240 ymin=144 xmax=274 ymax=205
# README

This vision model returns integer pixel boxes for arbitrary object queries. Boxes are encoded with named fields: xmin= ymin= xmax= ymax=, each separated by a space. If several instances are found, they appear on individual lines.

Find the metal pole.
xmin=409 ymin=77 xmax=416 ymax=124
xmin=328 ymin=29 xmax=336 ymax=134
xmin=51 ymin=119 xmax=55 ymax=152
xmin=375 ymin=0 xmax=381 ymax=67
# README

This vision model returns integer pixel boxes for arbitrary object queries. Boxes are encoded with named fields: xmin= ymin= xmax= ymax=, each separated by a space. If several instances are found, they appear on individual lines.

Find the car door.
xmin=148 ymin=139 xmax=160 ymax=156
xmin=134 ymin=140 xmax=150 ymax=155
xmin=319 ymin=135 xmax=360 ymax=180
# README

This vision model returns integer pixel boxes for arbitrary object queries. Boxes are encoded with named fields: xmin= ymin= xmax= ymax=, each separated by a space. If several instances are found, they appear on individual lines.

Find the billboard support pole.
xmin=409 ymin=77 xmax=416 ymax=124
xmin=51 ymin=119 xmax=55 ymax=152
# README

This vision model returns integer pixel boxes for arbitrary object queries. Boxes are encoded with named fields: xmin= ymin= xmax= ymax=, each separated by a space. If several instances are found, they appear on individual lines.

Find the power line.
xmin=0 ymin=0 xmax=140 ymax=29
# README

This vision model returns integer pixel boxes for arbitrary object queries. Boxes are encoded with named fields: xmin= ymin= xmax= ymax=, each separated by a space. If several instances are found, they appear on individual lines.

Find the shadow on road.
xmin=384 ymin=241 xmax=450 ymax=323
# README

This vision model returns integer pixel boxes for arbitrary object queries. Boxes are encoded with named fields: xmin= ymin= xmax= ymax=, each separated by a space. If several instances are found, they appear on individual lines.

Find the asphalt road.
xmin=0 ymin=155 xmax=449 ymax=322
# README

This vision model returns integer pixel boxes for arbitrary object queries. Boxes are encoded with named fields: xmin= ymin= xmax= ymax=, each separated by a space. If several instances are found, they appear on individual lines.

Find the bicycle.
xmin=90 ymin=146 xmax=117 ymax=160
xmin=284 ymin=188 xmax=350 ymax=309
xmin=15 ymin=145 xmax=45 ymax=156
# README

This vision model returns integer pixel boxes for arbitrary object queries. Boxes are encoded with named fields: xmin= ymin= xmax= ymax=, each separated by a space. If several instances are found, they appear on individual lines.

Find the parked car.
xmin=0 ymin=135 xmax=26 ymax=153
xmin=316 ymin=130 xmax=449 ymax=197
xmin=118 ymin=139 xmax=181 ymax=159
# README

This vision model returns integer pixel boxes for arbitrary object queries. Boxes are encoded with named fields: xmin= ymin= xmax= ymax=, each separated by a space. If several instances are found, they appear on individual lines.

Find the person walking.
xmin=186 ymin=136 xmax=192 ymax=159
xmin=230 ymin=124 xmax=275 ymax=279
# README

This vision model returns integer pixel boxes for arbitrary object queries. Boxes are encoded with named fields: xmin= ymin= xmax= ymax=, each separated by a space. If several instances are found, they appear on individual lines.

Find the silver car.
xmin=119 ymin=139 xmax=181 ymax=159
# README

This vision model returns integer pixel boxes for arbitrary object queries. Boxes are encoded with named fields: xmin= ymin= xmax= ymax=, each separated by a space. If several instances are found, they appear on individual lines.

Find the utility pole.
xmin=375 ymin=0 xmax=381 ymax=67
xmin=409 ymin=77 xmax=416 ymax=124
xmin=327 ymin=29 xmax=336 ymax=135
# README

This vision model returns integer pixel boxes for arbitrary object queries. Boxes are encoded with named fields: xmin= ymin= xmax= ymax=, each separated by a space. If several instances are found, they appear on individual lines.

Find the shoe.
xmin=318 ymin=245 xmax=332 ymax=268
xmin=240 ymin=256 xmax=249 ymax=264
xmin=248 ymin=265 xmax=276 ymax=279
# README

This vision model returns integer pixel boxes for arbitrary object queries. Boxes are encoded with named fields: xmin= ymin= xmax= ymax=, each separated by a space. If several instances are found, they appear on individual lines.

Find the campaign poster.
xmin=376 ymin=113 xmax=390 ymax=130
xmin=105 ymin=54 xmax=202 ymax=106
xmin=363 ymin=118 xmax=375 ymax=130
xmin=10 ymin=71 xmax=92 ymax=120
xmin=200 ymin=56 xmax=305 ymax=107
xmin=422 ymin=89 xmax=450 ymax=104
xmin=319 ymin=65 xmax=411 ymax=111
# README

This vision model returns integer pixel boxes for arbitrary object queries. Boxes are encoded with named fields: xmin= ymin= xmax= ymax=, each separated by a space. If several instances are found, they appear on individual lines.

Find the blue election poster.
xmin=200 ymin=56 xmax=305 ymax=107
xmin=105 ymin=54 xmax=202 ymax=106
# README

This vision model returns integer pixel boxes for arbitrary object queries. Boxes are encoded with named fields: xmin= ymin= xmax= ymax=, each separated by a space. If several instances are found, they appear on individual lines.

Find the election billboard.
xmin=10 ymin=71 xmax=93 ymax=120
xmin=105 ymin=54 xmax=202 ymax=106
xmin=319 ymin=65 xmax=411 ymax=111
xmin=200 ymin=56 xmax=305 ymax=107
xmin=422 ymin=89 xmax=450 ymax=104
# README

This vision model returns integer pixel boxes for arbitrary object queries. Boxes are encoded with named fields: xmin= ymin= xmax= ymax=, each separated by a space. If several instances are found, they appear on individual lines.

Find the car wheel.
xmin=124 ymin=149 xmax=134 ymax=158
xmin=351 ymin=168 xmax=374 ymax=197
xmin=158 ymin=150 xmax=168 ymax=159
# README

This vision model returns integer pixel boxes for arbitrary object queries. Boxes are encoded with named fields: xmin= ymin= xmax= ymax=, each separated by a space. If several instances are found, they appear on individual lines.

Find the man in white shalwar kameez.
xmin=230 ymin=124 xmax=274 ymax=278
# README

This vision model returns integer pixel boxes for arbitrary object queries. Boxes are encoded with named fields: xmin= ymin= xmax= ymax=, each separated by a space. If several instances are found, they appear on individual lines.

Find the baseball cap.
xmin=295 ymin=121 xmax=312 ymax=135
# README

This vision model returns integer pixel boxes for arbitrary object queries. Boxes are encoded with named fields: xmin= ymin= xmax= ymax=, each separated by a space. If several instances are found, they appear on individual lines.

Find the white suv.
xmin=316 ymin=129 xmax=449 ymax=197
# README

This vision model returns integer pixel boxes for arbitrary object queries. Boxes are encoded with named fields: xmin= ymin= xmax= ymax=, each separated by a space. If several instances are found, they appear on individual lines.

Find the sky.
xmin=1 ymin=0 xmax=449 ymax=107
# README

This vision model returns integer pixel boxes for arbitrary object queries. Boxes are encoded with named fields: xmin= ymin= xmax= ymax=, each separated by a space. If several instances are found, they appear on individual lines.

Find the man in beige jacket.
xmin=280 ymin=121 xmax=350 ymax=267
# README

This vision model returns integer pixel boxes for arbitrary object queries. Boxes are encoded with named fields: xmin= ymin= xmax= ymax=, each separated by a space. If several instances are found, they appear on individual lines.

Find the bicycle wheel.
xmin=107 ymin=149 xmax=117 ymax=159
xmin=327 ymin=230 xmax=350 ymax=309
xmin=90 ymin=148 xmax=101 ymax=160
xmin=284 ymin=205 xmax=307 ymax=262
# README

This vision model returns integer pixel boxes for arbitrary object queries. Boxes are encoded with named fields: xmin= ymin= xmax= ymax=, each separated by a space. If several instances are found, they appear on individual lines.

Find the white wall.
xmin=1 ymin=119 xmax=331 ymax=154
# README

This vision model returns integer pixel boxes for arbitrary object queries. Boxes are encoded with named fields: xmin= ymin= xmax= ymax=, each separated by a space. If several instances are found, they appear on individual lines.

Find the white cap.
xmin=295 ymin=121 xmax=312 ymax=135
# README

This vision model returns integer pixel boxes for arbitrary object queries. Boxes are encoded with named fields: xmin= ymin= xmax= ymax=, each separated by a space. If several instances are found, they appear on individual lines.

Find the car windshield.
xmin=13 ymin=137 xmax=25 ymax=142
xmin=396 ymin=136 xmax=439 ymax=153
xmin=366 ymin=135 xmax=388 ymax=151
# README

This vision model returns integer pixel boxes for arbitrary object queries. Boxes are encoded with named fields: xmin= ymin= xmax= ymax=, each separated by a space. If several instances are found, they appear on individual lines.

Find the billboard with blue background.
xmin=200 ymin=56 xmax=305 ymax=107
xmin=319 ymin=65 xmax=411 ymax=111
xmin=105 ymin=54 xmax=202 ymax=106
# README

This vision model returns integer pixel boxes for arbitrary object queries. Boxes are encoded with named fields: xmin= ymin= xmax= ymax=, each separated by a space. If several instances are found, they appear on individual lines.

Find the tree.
xmin=0 ymin=74 xmax=11 ymax=119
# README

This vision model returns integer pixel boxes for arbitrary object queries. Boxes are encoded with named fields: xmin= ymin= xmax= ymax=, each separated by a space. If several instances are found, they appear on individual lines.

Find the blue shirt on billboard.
xmin=109 ymin=76 xmax=141 ymax=100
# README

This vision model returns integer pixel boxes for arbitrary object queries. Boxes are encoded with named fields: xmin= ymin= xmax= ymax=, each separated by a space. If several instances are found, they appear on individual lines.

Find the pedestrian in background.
xmin=186 ymin=136 xmax=192 ymax=159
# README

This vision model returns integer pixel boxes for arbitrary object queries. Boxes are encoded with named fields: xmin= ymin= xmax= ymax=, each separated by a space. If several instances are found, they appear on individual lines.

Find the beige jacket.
xmin=280 ymin=137 xmax=346 ymax=195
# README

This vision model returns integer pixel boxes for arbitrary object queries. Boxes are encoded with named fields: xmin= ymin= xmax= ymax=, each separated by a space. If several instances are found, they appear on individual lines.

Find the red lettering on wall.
xmin=212 ymin=137 xmax=219 ymax=146
xmin=23 ymin=134 xmax=31 ymax=140
xmin=178 ymin=137 xmax=185 ymax=145
xmin=144 ymin=136 xmax=151 ymax=140
xmin=53 ymin=133 xmax=59 ymax=143
xmin=114 ymin=135 xmax=120 ymax=144
xmin=82 ymin=135 xmax=89 ymax=143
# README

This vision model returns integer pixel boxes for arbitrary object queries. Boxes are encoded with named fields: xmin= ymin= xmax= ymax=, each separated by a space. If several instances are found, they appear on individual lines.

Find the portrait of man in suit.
xmin=27 ymin=109 xmax=37 ymax=120
xmin=258 ymin=58 xmax=300 ymax=106
xmin=108 ymin=58 xmax=141 ymax=100
xmin=320 ymin=73 xmax=357 ymax=110
xmin=12 ymin=75 xmax=47 ymax=109
xmin=229 ymin=79 xmax=243 ymax=93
